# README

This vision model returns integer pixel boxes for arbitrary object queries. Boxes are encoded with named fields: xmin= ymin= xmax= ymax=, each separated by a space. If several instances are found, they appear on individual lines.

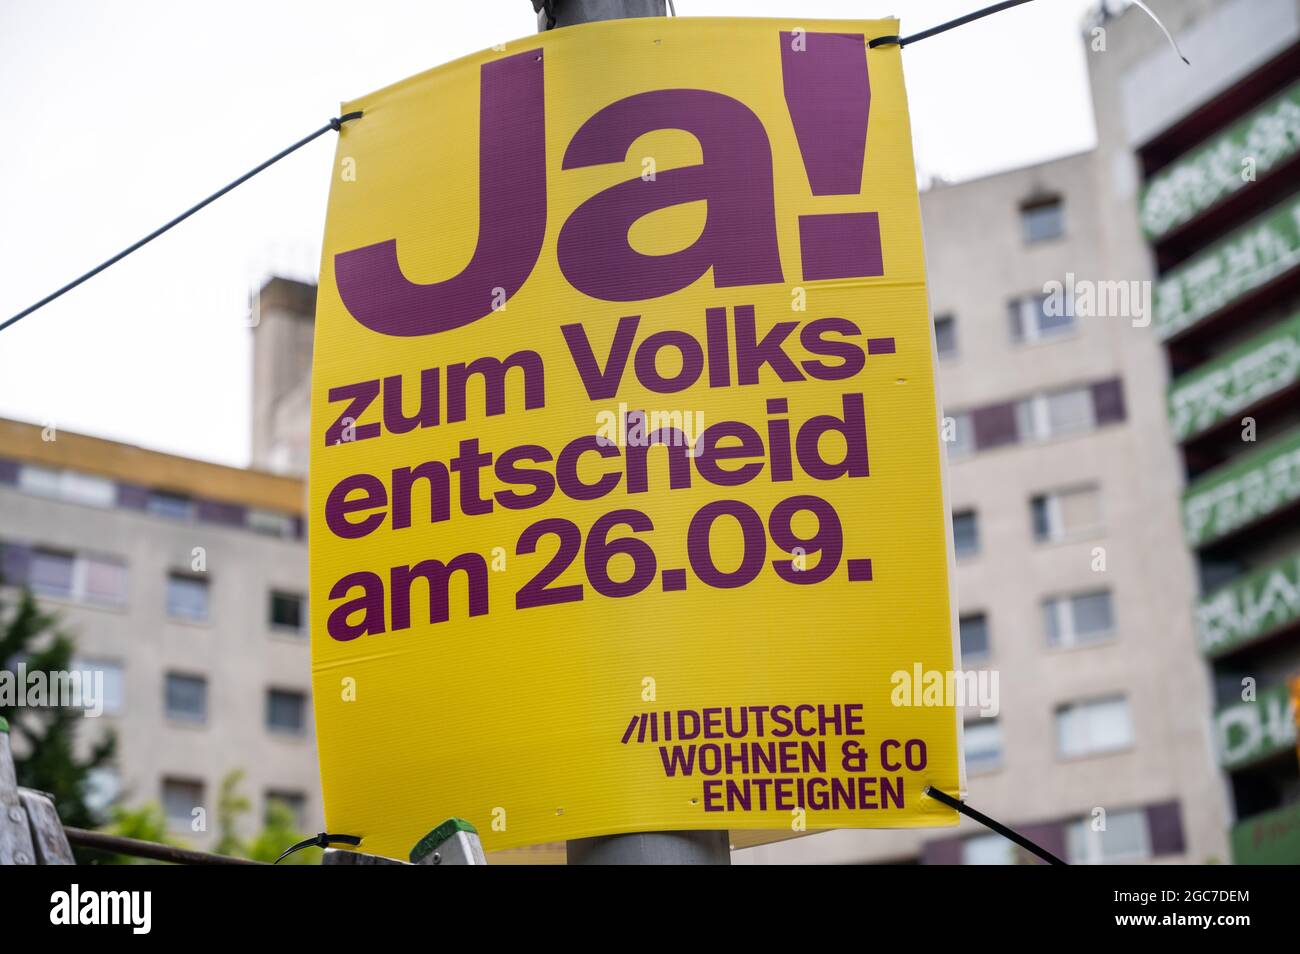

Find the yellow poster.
xmin=310 ymin=17 xmax=961 ymax=858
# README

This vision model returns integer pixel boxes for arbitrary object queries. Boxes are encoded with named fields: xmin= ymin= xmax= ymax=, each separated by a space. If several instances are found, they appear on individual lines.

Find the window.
xmin=267 ymin=688 xmax=307 ymax=735
xmin=62 ymin=471 xmax=117 ymax=508
xmin=1045 ymin=591 xmax=1115 ymax=648
xmin=959 ymin=613 xmax=990 ymax=661
xmin=1200 ymin=557 xmax=1244 ymax=595
xmin=165 ymin=673 xmax=207 ymax=723
xmin=4 ymin=547 xmax=127 ymax=606
xmin=162 ymin=778 xmax=203 ymax=830
xmin=965 ymin=719 xmax=1002 ymax=774
xmin=962 ymin=832 xmax=1016 ymax=865
xmin=1021 ymin=197 xmax=1064 ymax=243
xmin=934 ymin=314 xmax=957 ymax=358
xmin=1009 ymin=293 xmax=1074 ymax=343
xmin=16 ymin=465 xmax=59 ymax=497
xmin=945 ymin=412 xmax=974 ymax=460
xmin=269 ymin=591 xmax=306 ymax=634
xmin=166 ymin=573 xmax=209 ymax=622
xmin=28 ymin=548 xmax=75 ymax=599
xmin=953 ymin=510 xmax=980 ymax=558
xmin=265 ymin=790 xmax=307 ymax=829
xmin=1056 ymin=696 xmax=1133 ymax=758
xmin=248 ymin=509 xmax=296 ymax=539
xmin=75 ymin=657 xmax=125 ymax=714
xmin=18 ymin=465 xmax=115 ymax=508
xmin=1017 ymin=387 xmax=1095 ymax=441
xmin=1032 ymin=485 xmax=1102 ymax=542
xmin=82 ymin=555 xmax=128 ymax=606
xmin=147 ymin=490 xmax=194 ymax=521
xmin=1066 ymin=809 xmax=1151 ymax=864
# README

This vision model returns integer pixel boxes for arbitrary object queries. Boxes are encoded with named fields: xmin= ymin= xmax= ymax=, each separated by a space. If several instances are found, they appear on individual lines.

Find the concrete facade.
xmin=251 ymin=279 xmax=316 ymax=477
xmin=1086 ymin=0 xmax=1300 ymax=862
xmin=0 ymin=419 xmax=320 ymax=848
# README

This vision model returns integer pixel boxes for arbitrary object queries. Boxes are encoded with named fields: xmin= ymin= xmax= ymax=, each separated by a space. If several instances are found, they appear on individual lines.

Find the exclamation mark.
xmin=780 ymin=32 xmax=883 ymax=281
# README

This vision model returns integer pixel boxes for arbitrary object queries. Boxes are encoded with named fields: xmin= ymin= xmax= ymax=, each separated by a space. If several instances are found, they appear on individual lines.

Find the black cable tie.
xmin=868 ymin=35 xmax=901 ymax=49
xmin=331 ymin=110 xmax=364 ymax=132
xmin=274 ymin=831 xmax=363 ymax=865
xmin=925 ymin=786 xmax=1067 ymax=865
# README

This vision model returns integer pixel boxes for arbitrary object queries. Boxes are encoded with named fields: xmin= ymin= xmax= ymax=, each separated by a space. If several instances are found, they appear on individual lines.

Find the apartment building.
xmin=9 ymin=1 xmax=1287 ymax=866
xmin=0 ymin=418 xmax=320 ymax=848
xmin=739 ymin=134 xmax=1231 ymax=862
xmin=748 ymin=0 xmax=1300 ymax=869
xmin=1086 ymin=0 xmax=1300 ymax=863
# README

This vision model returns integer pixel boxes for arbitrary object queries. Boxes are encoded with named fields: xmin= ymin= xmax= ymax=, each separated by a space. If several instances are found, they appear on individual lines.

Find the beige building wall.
xmin=0 ymin=419 xmax=320 ymax=849
xmin=1085 ymin=0 xmax=1300 ymax=856
xmin=251 ymin=279 xmax=316 ymax=477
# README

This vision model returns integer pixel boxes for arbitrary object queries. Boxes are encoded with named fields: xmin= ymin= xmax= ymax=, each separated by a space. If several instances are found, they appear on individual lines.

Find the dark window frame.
xmin=266 ymin=688 xmax=307 ymax=735
xmin=1021 ymin=196 xmax=1065 ymax=243
xmin=269 ymin=590 xmax=306 ymax=634
xmin=164 ymin=672 xmax=208 ymax=724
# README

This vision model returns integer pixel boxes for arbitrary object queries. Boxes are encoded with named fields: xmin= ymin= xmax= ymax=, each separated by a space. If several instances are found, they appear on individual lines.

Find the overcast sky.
xmin=0 ymin=0 xmax=1101 ymax=467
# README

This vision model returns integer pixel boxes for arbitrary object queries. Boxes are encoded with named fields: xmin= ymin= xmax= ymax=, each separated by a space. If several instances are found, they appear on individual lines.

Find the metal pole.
xmin=567 ymin=830 xmax=731 ymax=865
xmin=537 ymin=0 xmax=666 ymax=31
xmin=535 ymin=0 xmax=730 ymax=866
xmin=62 ymin=827 xmax=265 ymax=865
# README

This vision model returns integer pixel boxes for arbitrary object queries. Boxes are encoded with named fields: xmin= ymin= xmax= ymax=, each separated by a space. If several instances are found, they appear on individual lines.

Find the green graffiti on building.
xmin=1183 ymin=427 xmax=1300 ymax=547
xmin=1197 ymin=550 xmax=1300 ymax=656
xmin=1215 ymin=683 xmax=1296 ymax=771
xmin=1142 ymin=81 xmax=1300 ymax=241
xmin=1155 ymin=196 xmax=1300 ymax=341
xmin=1168 ymin=312 xmax=1300 ymax=442
xmin=1232 ymin=800 xmax=1300 ymax=864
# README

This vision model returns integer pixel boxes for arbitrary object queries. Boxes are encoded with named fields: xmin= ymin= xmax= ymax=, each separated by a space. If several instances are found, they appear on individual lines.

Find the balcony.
xmin=1196 ymin=550 xmax=1300 ymax=658
xmin=1141 ymin=80 xmax=1300 ymax=244
xmin=1214 ymin=682 xmax=1296 ymax=771
xmin=1168 ymin=310 xmax=1300 ymax=443
xmin=1231 ymin=799 xmax=1300 ymax=864
xmin=1183 ymin=426 xmax=1300 ymax=548
xmin=1155 ymin=194 xmax=1300 ymax=342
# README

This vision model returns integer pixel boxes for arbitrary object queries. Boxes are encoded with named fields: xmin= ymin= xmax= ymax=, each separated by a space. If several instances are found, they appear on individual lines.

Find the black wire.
xmin=926 ymin=786 xmax=1068 ymax=865
xmin=0 ymin=111 xmax=363 ymax=335
xmin=3 ymin=1 xmax=1044 ymax=333
xmin=870 ymin=0 xmax=1039 ymax=48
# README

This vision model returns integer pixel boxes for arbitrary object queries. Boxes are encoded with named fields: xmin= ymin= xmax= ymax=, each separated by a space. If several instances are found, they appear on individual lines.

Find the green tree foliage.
xmin=217 ymin=768 xmax=319 ymax=864
xmin=94 ymin=803 xmax=177 ymax=865
xmin=0 ymin=588 xmax=116 ymax=833
xmin=248 ymin=800 xmax=318 ymax=864
xmin=1 ymin=586 xmax=321 ymax=865
xmin=216 ymin=769 xmax=252 ymax=857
